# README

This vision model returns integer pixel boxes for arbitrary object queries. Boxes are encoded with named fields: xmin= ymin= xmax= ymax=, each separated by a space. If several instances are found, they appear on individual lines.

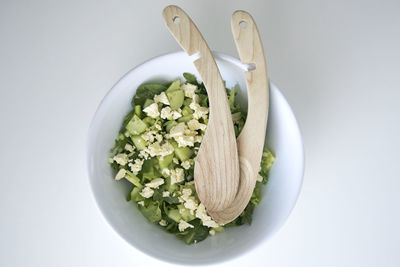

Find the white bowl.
xmin=87 ymin=51 xmax=304 ymax=265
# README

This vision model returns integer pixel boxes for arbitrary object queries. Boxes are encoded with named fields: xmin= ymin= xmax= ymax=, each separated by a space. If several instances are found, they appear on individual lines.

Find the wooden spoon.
xmin=162 ymin=5 xmax=240 ymax=212
xmin=209 ymin=10 xmax=270 ymax=224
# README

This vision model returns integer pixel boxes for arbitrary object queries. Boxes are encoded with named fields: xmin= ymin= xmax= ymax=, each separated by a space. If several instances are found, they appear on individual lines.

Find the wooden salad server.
xmin=209 ymin=10 xmax=270 ymax=224
xmin=162 ymin=5 xmax=240 ymax=212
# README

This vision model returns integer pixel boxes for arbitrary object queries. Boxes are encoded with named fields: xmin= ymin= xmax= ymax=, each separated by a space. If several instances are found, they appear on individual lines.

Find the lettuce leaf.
xmin=132 ymin=83 xmax=167 ymax=106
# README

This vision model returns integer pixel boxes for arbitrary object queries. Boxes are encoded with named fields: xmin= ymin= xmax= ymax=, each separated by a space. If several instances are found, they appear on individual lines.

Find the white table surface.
xmin=1 ymin=1 xmax=399 ymax=266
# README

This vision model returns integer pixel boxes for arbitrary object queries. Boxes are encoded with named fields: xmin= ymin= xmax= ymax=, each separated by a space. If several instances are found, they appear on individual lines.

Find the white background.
xmin=1 ymin=0 xmax=399 ymax=266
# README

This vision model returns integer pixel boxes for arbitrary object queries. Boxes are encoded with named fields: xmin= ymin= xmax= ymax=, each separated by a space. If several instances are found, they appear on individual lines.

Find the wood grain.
xmin=209 ymin=10 xmax=270 ymax=224
xmin=162 ymin=5 xmax=240 ymax=212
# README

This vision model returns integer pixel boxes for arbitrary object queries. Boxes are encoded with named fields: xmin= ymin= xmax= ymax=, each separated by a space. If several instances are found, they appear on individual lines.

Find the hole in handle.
xmin=239 ymin=21 xmax=247 ymax=28
xmin=173 ymin=16 xmax=180 ymax=23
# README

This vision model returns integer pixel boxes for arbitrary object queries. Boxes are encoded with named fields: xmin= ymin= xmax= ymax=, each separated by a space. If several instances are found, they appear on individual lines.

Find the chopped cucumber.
xmin=175 ymin=147 xmax=193 ymax=161
xmin=167 ymin=209 xmax=181 ymax=223
xmin=130 ymin=135 xmax=146 ymax=150
xmin=164 ymin=120 xmax=178 ymax=132
xmin=177 ymin=204 xmax=195 ymax=221
xmin=167 ymin=89 xmax=184 ymax=110
xmin=177 ymin=114 xmax=193 ymax=123
xmin=159 ymin=153 xmax=174 ymax=170
xmin=126 ymin=115 xmax=147 ymax=135
xmin=166 ymin=79 xmax=181 ymax=92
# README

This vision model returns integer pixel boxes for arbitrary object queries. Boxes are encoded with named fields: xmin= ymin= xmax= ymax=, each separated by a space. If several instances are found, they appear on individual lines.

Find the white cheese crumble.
xmin=140 ymin=187 xmax=154 ymax=198
xmin=257 ymin=173 xmax=263 ymax=182
xmin=181 ymin=160 xmax=191 ymax=170
xmin=124 ymin=144 xmax=134 ymax=152
xmin=154 ymin=123 xmax=162 ymax=130
xmin=169 ymin=122 xmax=197 ymax=147
xmin=187 ymin=119 xmax=207 ymax=131
xmin=141 ymin=130 xmax=156 ymax=143
xmin=170 ymin=168 xmax=184 ymax=184
xmin=189 ymin=96 xmax=209 ymax=120
xmin=145 ymin=178 xmax=164 ymax=189
xmin=209 ymin=229 xmax=216 ymax=236
xmin=137 ymin=201 xmax=144 ymax=206
xmin=115 ymin=168 xmax=126 ymax=180
xmin=139 ymin=150 xmax=149 ymax=159
xmin=145 ymin=142 xmax=174 ymax=157
xmin=154 ymin=92 xmax=170 ymax=105
xmin=113 ymin=153 xmax=129 ymax=166
xmin=161 ymin=168 xmax=170 ymax=177
xmin=162 ymin=191 xmax=170 ymax=197
xmin=160 ymin=107 xmax=182 ymax=120
xmin=184 ymin=198 xmax=198 ymax=215
xmin=178 ymin=220 xmax=194 ymax=232
xmin=169 ymin=122 xmax=186 ymax=138
xmin=196 ymin=203 xmax=219 ymax=228
xmin=159 ymin=219 xmax=168 ymax=226
xmin=143 ymin=103 xmax=160 ymax=118
xmin=175 ymin=135 xmax=195 ymax=147
xmin=172 ymin=157 xmax=179 ymax=164
xmin=181 ymin=83 xmax=197 ymax=98
xmin=128 ymin=159 xmax=144 ymax=175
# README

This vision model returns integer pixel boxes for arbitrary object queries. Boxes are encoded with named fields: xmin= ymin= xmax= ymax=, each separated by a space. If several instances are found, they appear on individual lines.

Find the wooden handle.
xmin=209 ymin=10 xmax=270 ymax=223
xmin=162 ymin=5 xmax=229 ymax=110
xmin=163 ymin=5 xmax=240 ymax=212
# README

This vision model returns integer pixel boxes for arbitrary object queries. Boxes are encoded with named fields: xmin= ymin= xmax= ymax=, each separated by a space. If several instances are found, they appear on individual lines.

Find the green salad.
xmin=109 ymin=73 xmax=275 ymax=244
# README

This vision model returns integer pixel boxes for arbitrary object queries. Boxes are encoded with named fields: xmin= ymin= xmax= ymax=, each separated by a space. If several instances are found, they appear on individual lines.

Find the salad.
xmin=109 ymin=73 xmax=275 ymax=244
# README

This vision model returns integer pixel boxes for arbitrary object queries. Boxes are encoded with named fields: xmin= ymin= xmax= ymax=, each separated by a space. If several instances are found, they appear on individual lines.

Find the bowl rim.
xmin=86 ymin=50 xmax=305 ymax=265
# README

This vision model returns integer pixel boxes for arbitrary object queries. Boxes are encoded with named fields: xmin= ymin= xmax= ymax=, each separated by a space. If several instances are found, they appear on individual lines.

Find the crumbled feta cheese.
xmin=154 ymin=92 xmax=170 ymax=105
xmin=162 ymin=191 xmax=170 ymax=197
xmin=113 ymin=153 xmax=129 ymax=166
xmin=181 ymin=188 xmax=192 ymax=199
xmin=137 ymin=201 xmax=144 ymax=206
xmin=124 ymin=144 xmax=134 ymax=152
xmin=169 ymin=122 xmax=197 ymax=147
xmin=139 ymin=150 xmax=149 ymax=159
xmin=170 ymin=168 xmax=184 ymax=184
xmin=115 ymin=169 xmax=126 ymax=180
xmin=194 ymin=136 xmax=203 ymax=143
xmin=189 ymin=98 xmax=209 ymax=120
xmin=161 ymin=168 xmax=170 ymax=177
xmin=178 ymin=220 xmax=194 ymax=232
xmin=154 ymin=123 xmax=162 ymax=130
xmin=145 ymin=178 xmax=164 ymax=189
xmin=257 ymin=173 xmax=263 ymax=182
xmin=155 ymin=134 xmax=163 ymax=143
xmin=181 ymin=83 xmax=197 ymax=98
xmin=145 ymin=142 xmax=174 ymax=157
xmin=176 ymin=135 xmax=195 ymax=147
xmin=169 ymin=122 xmax=186 ymax=138
xmin=209 ymin=229 xmax=216 ymax=236
xmin=196 ymin=203 xmax=219 ymax=228
xmin=140 ymin=187 xmax=154 ymax=198
xmin=172 ymin=157 xmax=179 ymax=164
xmin=159 ymin=219 xmax=168 ymax=226
xmin=143 ymin=103 xmax=160 ymax=118
xmin=160 ymin=106 xmax=182 ymax=120
xmin=184 ymin=198 xmax=198 ymax=214
xmin=128 ymin=158 xmax=144 ymax=175
xmin=181 ymin=160 xmax=191 ymax=170
xmin=141 ymin=130 xmax=156 ymax=143
xmin=187 ymin=119 xmax=207 ymax=131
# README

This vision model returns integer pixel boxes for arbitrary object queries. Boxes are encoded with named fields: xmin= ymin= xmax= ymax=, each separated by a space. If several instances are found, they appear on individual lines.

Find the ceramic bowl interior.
xmin=87 ymin=51 xmax=304 ymax=265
